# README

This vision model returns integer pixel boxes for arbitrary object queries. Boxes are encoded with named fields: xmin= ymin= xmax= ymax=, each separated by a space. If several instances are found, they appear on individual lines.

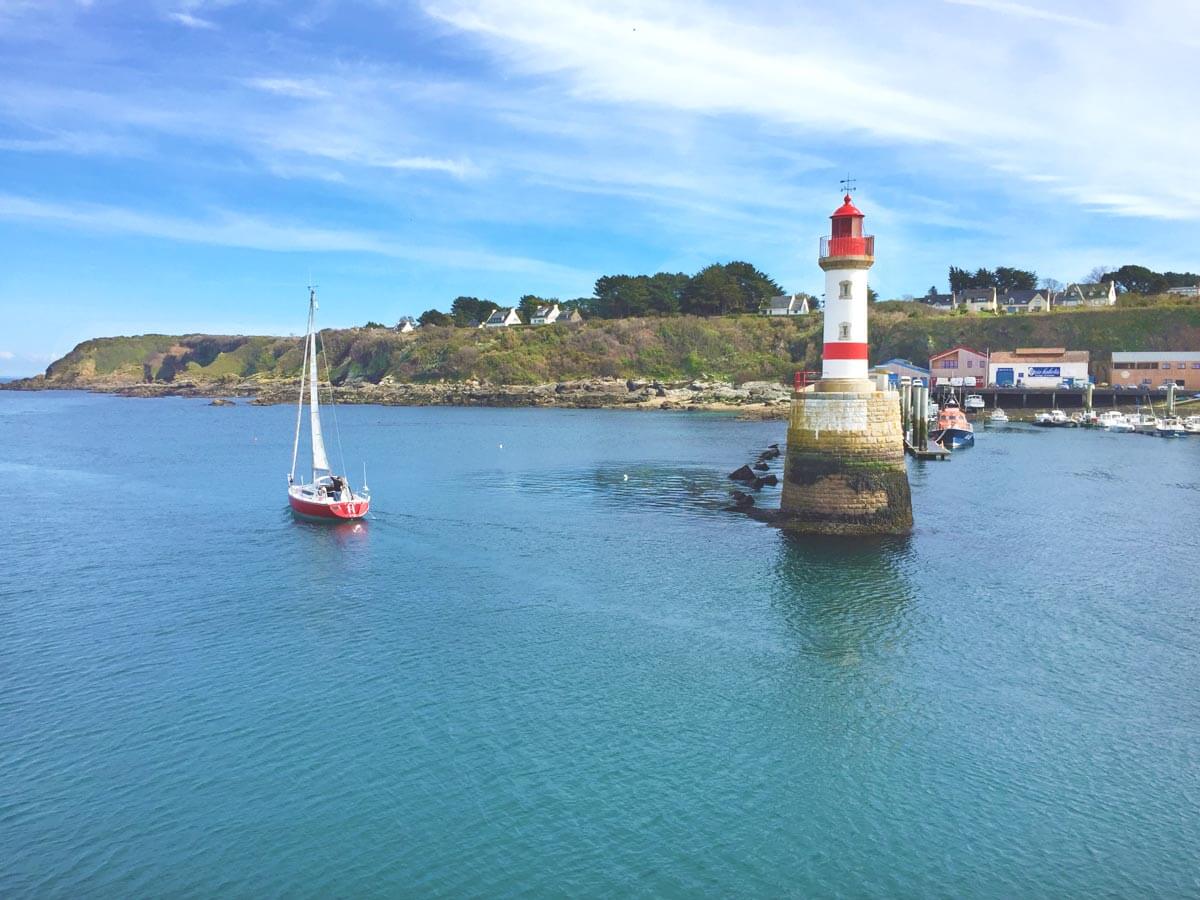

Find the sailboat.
xmin=287 ymin=288 xmax=371 ymax=521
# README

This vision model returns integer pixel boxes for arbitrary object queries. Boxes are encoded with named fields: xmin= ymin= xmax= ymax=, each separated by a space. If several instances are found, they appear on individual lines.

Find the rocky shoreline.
xmin=2 ymin=375 xmax=794 ymax=419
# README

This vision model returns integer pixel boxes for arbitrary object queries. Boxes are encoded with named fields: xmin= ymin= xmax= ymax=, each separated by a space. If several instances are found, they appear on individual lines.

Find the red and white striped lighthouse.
xmin=818 ymin=193 xmax=875 ymax=387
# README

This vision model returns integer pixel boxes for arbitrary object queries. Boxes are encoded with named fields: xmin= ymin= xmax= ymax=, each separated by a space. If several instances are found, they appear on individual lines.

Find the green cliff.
xmin=21 ymin=304 xmax=1200 ymax=390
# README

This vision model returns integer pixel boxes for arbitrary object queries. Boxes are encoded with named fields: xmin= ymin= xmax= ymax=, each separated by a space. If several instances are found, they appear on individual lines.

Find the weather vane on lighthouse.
xmin=839 ymin=175 xmax=857 ymax=195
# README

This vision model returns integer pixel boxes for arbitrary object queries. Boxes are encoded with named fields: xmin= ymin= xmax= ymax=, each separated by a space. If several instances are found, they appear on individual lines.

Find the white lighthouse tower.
xmin=818 ymin=193 xmax=874 ymax=390
xmin=777 ymin=188 xmax=911 ymax=535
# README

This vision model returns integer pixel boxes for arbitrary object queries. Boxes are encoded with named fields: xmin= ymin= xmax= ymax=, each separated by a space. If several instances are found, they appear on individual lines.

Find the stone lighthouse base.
xmin=778 ymin=387 xmax=912 ymax=535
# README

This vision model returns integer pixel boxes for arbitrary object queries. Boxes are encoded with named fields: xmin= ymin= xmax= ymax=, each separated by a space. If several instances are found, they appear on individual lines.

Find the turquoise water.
xmin=2 ymin=392 xmax=1198 ymax=897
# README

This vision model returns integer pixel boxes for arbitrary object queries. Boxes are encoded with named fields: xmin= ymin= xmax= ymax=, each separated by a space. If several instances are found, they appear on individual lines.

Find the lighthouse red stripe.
xmin=822 ymin=342 xmax=869 ymax=360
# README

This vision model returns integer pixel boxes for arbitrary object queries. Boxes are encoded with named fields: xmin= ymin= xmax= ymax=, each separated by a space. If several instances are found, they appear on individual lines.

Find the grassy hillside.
xmin=31 ymin=302 xmax=1200 ymax=388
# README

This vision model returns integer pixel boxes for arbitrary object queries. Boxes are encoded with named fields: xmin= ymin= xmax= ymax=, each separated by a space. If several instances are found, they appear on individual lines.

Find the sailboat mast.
xmin=290 ymin=298 xmax=313 ymax=484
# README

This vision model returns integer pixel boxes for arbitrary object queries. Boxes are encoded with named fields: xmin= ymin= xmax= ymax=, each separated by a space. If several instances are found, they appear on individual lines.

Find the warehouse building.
xmin=988 ymin=348 xmax=1090 ymax=388
xmin=1110 ymin=352 xmax=1200 ymax=390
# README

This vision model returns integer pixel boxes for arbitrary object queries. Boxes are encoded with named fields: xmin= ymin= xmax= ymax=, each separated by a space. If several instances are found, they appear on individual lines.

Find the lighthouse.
xmin=776 ymin=190 xmax=912 ymax=535
xmin=818 ymin=194 xmax=874 ymax=389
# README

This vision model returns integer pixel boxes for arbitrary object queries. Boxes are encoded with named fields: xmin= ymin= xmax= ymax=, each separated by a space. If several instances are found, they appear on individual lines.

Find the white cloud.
xmin=167 ymin=11 xmax=216 ymax=29
xmin=943 ymin=0 xmax=1105 ymax=29
xmin=0 ymin=193 xmax=590 ymax=280
xmin=245 ymin=77 xmax=330 ymax=99
xmin=0 ymin=350 xmax=15 ymax=360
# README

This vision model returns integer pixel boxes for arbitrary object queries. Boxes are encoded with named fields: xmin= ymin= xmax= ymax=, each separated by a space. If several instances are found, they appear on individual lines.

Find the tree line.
xmin=946 ymin=266 xmax=1038 ymax=293
xmin=1096 ymin=264 xmax=1199 ymax=295
xmin=407 ymin=261 xmax=788 ymax=327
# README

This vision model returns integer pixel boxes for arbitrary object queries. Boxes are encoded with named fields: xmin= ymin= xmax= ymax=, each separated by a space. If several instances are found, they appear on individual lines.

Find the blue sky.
xmin=1 ymin=0 xmax=1197 ymax=374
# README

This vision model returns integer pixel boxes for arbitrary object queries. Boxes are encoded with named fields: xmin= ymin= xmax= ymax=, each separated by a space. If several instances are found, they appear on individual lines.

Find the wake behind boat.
xmin=287 ymin=288 xmax=371 ymax=522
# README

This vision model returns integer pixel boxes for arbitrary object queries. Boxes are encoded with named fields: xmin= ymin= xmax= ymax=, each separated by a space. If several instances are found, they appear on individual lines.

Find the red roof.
xmin=929 ymin=345 xmax=986 ymax=362
xmin=831 ymin=193 xmax=863 ymax=218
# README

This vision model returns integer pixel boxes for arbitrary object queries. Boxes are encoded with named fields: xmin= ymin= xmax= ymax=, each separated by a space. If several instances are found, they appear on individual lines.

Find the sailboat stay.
xmin=287 ymin=288 xmax=371 ymax=521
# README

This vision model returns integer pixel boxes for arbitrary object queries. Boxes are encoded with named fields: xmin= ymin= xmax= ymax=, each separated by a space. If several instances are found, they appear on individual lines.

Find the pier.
xmin=933 ymin=386 xmax=1192 ymax=409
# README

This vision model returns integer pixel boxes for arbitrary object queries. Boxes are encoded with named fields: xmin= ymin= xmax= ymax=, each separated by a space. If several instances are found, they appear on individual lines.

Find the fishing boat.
xmin=1098 ymin=410 xmax=1135 ymax=433
xmin=1184 ymin=415 xmax=1200 ymax=435
xmin=1033 ymin=409 xmax=1073 ymax=427
xmin=964 ymin=393 xmax=986 ymax=411
xmin=988 ymin=408 xmax=1009 ymax=424
xmin=1133 ymin=411 xmax=1160 ymax=435
xmin=287 ymin=288 xmax=371 ymax=522
xmin=929 ymin=397 xmax=975 ymax=449
xmin=1155 ymin=416 xmax=1188 ymax=437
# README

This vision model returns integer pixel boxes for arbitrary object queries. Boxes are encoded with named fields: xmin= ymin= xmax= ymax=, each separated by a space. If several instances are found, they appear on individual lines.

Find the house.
xmin=921 ymin=293 xmax=955 ymax=312
xmin=1059 ymin=282 xmax=1117 ymax=307
xmin=396 ymin=317 xmax=418 ymax=333
xmin=1166 ymin=285 xmax=1200 ymax=297
xmin=760 ymin=294 xmax=811 ymax=316
xmin=998 ymin=290 xmax=1052 ymax=314
xmin=988 ymin=348 xmax=1090 ymax=387
xmin=530 ymin=304 xmax=561 ymax=325
xmin=1110 ymin=351 xmax=1200 ymax=390
xmin=929 ymin=345 xmax=989 ymax=386
xmin=956 ymin=288 xmax=997 ymax=313
xmin=481 ymin=307 xmax=523 ymax=328
xmin=871 ymin=358 xmax=930 ymax=387
xmin=558 ymin=307 xmax=584 ymax=324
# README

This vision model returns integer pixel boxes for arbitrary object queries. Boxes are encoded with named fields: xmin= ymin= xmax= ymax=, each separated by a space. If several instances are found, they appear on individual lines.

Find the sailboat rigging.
xmin=287 ymin=287 xmax=371 ymax=521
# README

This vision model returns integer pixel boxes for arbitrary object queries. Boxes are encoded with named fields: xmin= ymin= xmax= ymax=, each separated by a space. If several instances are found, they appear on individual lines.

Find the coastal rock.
xmin=728 ymin=464 xmax=756 ymax=482
xmin=209 ymin=398 xmax=235 ymax=406
xmin=726 ymin=490 xmax=755 ymax=510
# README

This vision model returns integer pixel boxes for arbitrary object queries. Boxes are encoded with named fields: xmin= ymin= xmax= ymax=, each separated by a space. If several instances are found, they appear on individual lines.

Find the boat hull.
xmin=929 ymin=428 xmax=974 ymax=449
xmin=288 ymin=493 xmax=370 ymax=521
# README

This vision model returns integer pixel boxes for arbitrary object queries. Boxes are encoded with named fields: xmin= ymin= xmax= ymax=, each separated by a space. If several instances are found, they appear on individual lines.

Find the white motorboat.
xmin=988 ymin=408 xmax=1009 ymax=424
xmin=1155 ymin=416 xmax=1188 ymax=437
xmin=1184 ymin=415 xmax=1200 ymax=435
xmin=964 ymin=393 xmax=986 ymax=411
xmin=1098 ymin=410 xmax=1134 ymax=433
xmin=1133 ymin=412 xmax=1160 ymax=434
xmin=1033 ymin=409 xmax=1073 ymax=427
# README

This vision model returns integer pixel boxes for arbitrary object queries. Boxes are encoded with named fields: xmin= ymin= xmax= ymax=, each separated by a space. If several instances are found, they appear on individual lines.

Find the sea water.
xmin=2 ymin=392 xmax=1198 ymax=897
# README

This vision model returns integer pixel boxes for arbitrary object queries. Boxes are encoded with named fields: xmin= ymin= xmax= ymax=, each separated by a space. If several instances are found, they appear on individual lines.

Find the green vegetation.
xmin=948 ymin=266 xmax=1039 ymax=292
xmin=33 ymin=299 xmax=1200 ymax=389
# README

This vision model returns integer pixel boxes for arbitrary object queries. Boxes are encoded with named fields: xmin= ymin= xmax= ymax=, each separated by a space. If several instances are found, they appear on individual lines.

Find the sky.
xmin=1 ymin=0 xmax=1198 ymax=374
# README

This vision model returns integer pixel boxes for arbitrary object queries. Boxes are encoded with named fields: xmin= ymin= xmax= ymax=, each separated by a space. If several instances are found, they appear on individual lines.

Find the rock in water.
xmin=209 ymin=398 xmax=235 ymax=406
xmin=753 ymin=461 xmax=769 ymax=471
xmin=725 ymin=490 xmax=755 ymax=510
xmin=728 ymin=464 xmax=756 ymax=482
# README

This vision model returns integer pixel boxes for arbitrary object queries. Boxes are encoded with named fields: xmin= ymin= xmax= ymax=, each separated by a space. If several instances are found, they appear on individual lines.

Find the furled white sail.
xmin=308 ymin=326 xmax=331 ymax=474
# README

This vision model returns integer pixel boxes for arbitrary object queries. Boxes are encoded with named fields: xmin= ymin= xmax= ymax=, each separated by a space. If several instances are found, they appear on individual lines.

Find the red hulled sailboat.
xmin=287 ymin=288 xmax=371 ymax=521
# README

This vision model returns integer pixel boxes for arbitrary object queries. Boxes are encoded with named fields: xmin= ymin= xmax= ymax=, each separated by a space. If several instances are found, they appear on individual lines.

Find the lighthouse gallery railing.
xmin=820 ymin=235 xmax=874 ymax=258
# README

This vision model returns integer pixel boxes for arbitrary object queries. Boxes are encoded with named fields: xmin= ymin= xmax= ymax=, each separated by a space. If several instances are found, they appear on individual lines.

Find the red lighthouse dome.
xmin=820 ymin=194 xmax=873 ymax=260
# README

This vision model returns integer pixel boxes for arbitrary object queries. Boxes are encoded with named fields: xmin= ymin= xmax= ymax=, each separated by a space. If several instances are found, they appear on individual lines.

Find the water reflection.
xmin=769 ymin=532 xmax=916 ymax=670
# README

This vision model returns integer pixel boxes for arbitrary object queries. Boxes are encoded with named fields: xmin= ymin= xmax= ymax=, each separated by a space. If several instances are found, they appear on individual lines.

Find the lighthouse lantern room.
xmin=818 ymin=193 xmax=875 ymax=389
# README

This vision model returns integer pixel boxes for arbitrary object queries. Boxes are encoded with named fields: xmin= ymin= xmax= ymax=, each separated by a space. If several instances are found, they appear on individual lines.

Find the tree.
xmin=1084 ymin=265 xmax=1111 ymax=284
xmin=363 ymin=321 xmax=387 ymax=329
xmin=418 ymin=309 xmax=452 ymax=327
xmin=925 ymin=285 xmax=940 ymax=299
xmin=1039 ymin=277 xmax=1062 ymax=293
xmin=681 ymin=264 xmax=744 ymax=316
xmin=948 ymin=266 xmax=972 ymax=293
xmin=994 ymin=267 xmax=1037 ymax=291
xmin=450 ymin=296 xmax=499 ymax=326
xmin=518 ymin=294 xmax=552 ymax=322
xmin=1104 ymin=265 xmax=1168 ymax=295
xmin=868 ymin=287 xmax=879 ymax=303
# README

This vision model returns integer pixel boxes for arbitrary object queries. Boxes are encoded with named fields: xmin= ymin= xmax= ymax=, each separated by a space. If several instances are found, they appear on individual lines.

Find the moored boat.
xmin=1184 ymin=415 xmax=1200 ymax=435
xmin=287 ymin=288 xmax=371 ymax=522
xmin=929 ymin=397 xmax=975 ymax=449
xmin=1033 ymin=409 xmax=1074 ymax=427
xmin=1155 ymin=416 xmax=1188 ymax=437
xmin=989 ymin=408 xmax=1009 ymax=424
xmin=1098 ymin=410 xmax=1135 ymax=433
xmin=964 ymin=393 xmax=985 ymax=411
